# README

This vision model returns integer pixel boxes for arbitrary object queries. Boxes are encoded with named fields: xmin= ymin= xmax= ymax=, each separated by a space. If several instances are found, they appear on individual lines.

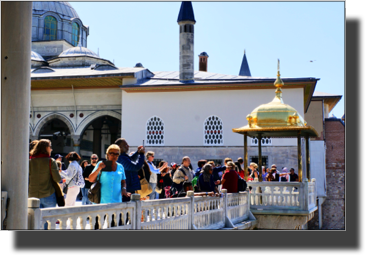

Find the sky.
xmin=70 ymin=1 xmax=344 ymax=117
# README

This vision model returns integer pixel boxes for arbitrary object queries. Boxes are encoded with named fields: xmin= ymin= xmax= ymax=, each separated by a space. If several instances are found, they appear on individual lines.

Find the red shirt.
xmin=222 ymin=170 xmax=238 ymax=193
xmin=238 ymin=170 xmax=245 ymax=178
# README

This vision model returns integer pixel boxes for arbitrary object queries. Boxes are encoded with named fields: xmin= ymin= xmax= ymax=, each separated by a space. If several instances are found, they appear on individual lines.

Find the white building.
xmin=30 ymin=1 xmax=323 ymax=175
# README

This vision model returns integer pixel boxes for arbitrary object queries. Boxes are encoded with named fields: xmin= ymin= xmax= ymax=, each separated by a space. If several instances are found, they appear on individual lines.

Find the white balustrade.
xmin=248 ymin=178 xmax=318 ymax=213
xmin=227 ymin=191 xmax=249 ymax=225
xmin=30 ymin=200 xmax=136 ymax=230
xmin=140 ymin=197 xmax=191 ymax=230
xmin=27 ymin=189 xmax=257 ymax=230
xmin=193 ymin=195 xmax=224 ymax=230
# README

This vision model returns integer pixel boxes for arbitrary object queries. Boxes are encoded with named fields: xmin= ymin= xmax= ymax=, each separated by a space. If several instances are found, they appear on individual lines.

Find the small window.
xmin=251 ymin=137 xmax=272 ymax=146
xmin=43 ymin=16 xmax=57 ymax=41
xmin=146 ymin=116 xmax=164 ymax=146
xmin=72 ymin=22 xmax=80 ymax=46
xmin=204 ymin=116 xmax=223 ymax=146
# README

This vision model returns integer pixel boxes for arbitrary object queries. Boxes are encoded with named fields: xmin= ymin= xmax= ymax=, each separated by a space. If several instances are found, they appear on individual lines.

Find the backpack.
xmin=191 ymin=175 xmax=199 ymax=188
xmin=170 ymin=168 xmax=188 ymax=196
xmin=237 ymin=173 xmax=247 ymax=192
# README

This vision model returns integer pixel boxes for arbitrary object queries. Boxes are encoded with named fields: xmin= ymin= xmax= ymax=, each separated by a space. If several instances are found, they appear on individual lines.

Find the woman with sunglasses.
xmin=88 ymin=144 xmax=130 ymax=204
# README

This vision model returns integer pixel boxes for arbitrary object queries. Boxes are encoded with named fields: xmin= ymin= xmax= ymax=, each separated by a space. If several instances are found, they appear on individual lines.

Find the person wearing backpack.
xmin=172 ymin=156 xmax=193 ymax=195
xmin=192 ymin=159 xmax=207 ymax=190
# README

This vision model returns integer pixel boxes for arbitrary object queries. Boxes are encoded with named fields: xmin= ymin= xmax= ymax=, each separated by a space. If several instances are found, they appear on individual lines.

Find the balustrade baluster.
xmin=79 ymin=216 xmax=85 ymax=230
xmin=47 ymin=219 xmax=54 ymax=230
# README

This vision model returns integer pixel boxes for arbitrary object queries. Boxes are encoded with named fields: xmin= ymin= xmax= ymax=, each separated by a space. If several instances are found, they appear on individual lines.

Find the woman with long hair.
xmin=60 ymin=152 xmax=85 ymax=206
xmin=235 ymin=161 xmax=245 ymax=178
xmin=197 ymin=163 xmax=220 ymax=194
xmin=29 ymin=139 xmax=62 ymax=229
xmin=156 ymin=160 xmax=173 ymax=199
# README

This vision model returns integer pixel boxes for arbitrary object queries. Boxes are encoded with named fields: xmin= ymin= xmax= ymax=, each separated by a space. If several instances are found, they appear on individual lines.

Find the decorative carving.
xmin=287 ymin=112 xmax=300 ymax=126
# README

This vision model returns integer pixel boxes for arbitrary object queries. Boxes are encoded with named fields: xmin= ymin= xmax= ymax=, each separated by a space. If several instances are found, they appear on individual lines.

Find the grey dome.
xmin=32 ymin=2 xmax=80 ymax=20
xmin=59 ymin=45 xmax=98 ymax=58
xmin=31 ymin=51 xmax=46 ymax=62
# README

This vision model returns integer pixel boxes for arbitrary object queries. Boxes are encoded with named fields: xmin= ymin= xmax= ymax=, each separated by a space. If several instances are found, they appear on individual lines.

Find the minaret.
xmin=239 ymin=50 xmax=251 ymax=77
xmin=178 ymin=1 xmax=196 ymax=82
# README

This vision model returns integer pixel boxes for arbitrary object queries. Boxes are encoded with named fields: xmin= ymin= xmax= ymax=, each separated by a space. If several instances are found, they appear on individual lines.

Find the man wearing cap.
xmin=55 ymin=154 xmax=66 ymax=170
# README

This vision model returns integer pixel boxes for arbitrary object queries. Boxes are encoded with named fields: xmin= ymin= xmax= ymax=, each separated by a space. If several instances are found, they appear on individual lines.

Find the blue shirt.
xmin=94 ymin=161 xmax=126 ymax=204
xmin=117 ymin=152 xmax=144 ymax=192
xmin=198 ymin=173 xmax=216 ymax=192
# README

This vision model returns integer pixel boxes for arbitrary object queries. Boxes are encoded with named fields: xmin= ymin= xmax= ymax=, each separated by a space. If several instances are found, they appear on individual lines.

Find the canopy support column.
xmin=244 ymin=133 xmax=248 ymax=180
xmin=258 ymin=134 xmax=263 ymax=182
xmin=297 ymin=131 xmax=303 ymax=182
xmin=306 ymin=134 xmax=310 ymax=181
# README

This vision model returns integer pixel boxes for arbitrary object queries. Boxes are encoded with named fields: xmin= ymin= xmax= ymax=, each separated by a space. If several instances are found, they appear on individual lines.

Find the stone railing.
xmin=1 ymin=191 xmax=8 ymax=229
xmin=28 ymin=189 xmax=256 ymax=230
xmin=247 ymin=178 xmax=318 ymax=214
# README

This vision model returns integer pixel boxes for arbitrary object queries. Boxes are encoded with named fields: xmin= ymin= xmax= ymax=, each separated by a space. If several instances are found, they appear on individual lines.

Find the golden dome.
xmin=246 ymin=61 xmax=306 ymax=128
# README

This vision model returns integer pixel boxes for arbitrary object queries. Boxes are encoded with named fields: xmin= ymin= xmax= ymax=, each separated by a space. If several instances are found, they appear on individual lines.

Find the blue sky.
xmin=70 ymin=1 xmax=345 ymax=117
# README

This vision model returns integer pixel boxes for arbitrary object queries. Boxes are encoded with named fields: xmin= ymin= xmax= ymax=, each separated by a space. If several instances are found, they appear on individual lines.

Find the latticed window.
xmin=43 ymin=16 xmax=57 ymax=40
xmin=204 ymin=116 xmax=223 ymax=145
xmin=251 ymin=137 xmax=272 ymax=146
xmin=72 ymin=22 xmax=79 ymax=46
xmin=146 ymin=116 xmax=164 ymax=146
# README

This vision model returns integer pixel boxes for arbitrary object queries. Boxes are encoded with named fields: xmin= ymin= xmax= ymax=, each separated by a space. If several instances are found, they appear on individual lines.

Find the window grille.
xmin=146 ymin=116 xmax=164 ymax=146
xmin=251 ymin=137 xmax=272 ymax=146
xmin=43 ymin=16 xmax=57 ymax=40
xmin=204 ymin=116 xmax=223 ymax=146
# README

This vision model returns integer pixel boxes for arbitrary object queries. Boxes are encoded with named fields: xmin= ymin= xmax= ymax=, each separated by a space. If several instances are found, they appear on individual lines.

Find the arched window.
xmin=204 ymin=115 xmax=223 ymax=146
xmin=251 ymin=137 xmax=272 ymax=146
xmin=146 ymin=116 xmax=164 ymax=146
xmin=72 ymin=22 xmax=79 ymax=46
xmin=43 ymin=16 xmax=57 ymax=40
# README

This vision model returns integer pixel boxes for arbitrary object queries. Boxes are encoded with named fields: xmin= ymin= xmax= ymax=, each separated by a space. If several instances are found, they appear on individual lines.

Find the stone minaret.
xmin=177 ymin=1 xmax=196 ymax=82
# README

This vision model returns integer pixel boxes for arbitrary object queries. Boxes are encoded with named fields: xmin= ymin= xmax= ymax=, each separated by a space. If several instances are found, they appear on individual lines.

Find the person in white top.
xmin=60 ymin=152 xmax=85 ymax=206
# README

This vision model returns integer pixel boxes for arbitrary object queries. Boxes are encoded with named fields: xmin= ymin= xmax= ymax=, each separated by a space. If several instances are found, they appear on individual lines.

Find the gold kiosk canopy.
xmin=232 ymin=60 xmax=318 ymax=182
xmin=232 ymin=59 xmax=318 ymax=138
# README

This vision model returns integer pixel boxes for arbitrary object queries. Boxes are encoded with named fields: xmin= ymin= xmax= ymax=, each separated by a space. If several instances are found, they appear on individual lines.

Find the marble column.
xmin=1 ymin=2 xmax=32 ymax=229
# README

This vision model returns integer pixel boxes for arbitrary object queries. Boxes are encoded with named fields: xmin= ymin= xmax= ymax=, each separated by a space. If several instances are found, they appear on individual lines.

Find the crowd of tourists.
xmin=28 ymin=138 xmax=299 ymax=210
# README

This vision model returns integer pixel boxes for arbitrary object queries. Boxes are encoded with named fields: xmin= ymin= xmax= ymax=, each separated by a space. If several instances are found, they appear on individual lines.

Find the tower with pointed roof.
xmin=239 ymin=50 xmax=251 ymax=76
xmin=178 ymin=1 xmax=196 ymax=82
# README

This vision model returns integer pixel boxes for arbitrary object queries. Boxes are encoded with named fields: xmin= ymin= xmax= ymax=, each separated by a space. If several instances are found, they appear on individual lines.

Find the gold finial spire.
xmin=274 ymin=59 xmax=284 ymax=100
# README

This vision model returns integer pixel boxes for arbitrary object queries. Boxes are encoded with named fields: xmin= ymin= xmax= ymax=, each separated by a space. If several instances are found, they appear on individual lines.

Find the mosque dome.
xmin=31 ymin=51 xmax=46 ymax=62
xmin=31 ymin=1 xmax=89 ymax=49
xmin=59 ymin=45 xmax=99 ymax=58
xmin=32 ymin=2 xmax=80 ymax=20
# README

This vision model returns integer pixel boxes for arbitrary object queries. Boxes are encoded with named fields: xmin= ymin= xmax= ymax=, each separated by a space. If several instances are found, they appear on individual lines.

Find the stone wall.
xmin=134 ymin=145 xmax=300 ymax=173
xmin=308 ymin=118 xmax=345 ymax=229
